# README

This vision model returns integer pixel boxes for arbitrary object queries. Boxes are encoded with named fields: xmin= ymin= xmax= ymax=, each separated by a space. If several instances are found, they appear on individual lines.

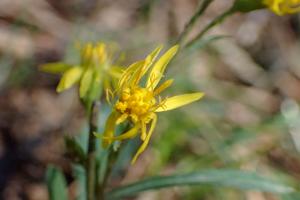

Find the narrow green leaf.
xmin=65 ymin=136 xmax=86 ymax=165
xmin=73 ymin=164 xmax=87 ymax=200
xmin=106 ymin=169 xmax=294 ymax=200
xmin=40 ymin=62 xmax=72 ymax=74
xmin=46 ymin=165 xmax=68 ymax=200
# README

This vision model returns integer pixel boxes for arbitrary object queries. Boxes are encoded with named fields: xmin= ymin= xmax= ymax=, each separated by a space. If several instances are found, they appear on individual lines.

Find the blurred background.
xmin=1 ymin=0 xmax=300 ymax=199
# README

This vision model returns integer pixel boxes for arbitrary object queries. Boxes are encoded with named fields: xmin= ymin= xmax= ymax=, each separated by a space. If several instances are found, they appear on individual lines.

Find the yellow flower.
xmin=263 ymin=0 xmax=300 ymax=15
xmin=96 ymin=45 xmax=204 ymax=164
xmin=41 ymin=42 xmax=122 ymax=99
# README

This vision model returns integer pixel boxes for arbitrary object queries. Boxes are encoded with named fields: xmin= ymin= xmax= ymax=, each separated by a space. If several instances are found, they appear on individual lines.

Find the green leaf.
xmin=65 ymin=136 xmax=86 ymax=165
xmin=40 ymin=62 xmax=72 ymax=74
xmin=73 ymin=164 xmax=87 ymax=200
xmin=46 ymin=165 xmax=68 ymax=200
xmin=106 ymin=169 xmax=294 ymax=200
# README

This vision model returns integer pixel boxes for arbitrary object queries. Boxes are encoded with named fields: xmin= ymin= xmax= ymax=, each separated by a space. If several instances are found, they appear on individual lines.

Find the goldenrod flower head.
xmin=96 ymin=45 xmax=204 ymax=164
xmin=41 ymin=42 xmax=122 ymax=99
xmin=263 ymin=0 xmax=300 ymax=15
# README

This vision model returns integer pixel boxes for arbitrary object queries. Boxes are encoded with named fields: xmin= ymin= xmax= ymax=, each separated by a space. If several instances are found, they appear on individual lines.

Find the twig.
xmin=176 ymin=0 xmax=215 ymax=45
xmin=185 ymin=7 xmax=234 ymax=48
xmin=87 ymin=103 xmax=98 ymax=200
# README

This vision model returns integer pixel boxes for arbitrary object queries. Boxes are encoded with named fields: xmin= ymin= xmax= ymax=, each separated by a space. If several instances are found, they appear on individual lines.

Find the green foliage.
xmin=73 ymin=165 xmax=87 ymax=200
xmin=65 ymin=136 xmax=86 ymax=165
xmin=46 ymin=166 xmax=68 ymax=200
xmin=106 ymin=169 xmax=294 ymax=199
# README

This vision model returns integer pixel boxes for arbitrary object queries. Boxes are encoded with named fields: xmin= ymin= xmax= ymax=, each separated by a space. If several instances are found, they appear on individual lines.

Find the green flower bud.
xmin=232 ymin=0 xmax=265 ymax=12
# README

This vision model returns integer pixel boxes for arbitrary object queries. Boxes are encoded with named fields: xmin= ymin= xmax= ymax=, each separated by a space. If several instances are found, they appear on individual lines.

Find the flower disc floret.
xmin=115 ymin=87 xmax=156 ymax=123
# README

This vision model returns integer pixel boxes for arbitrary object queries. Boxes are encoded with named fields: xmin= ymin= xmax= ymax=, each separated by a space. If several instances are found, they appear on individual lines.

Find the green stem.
xmin=185 ymin=7 xmax=234 ymax=48
xmin=87 ymin=102 xmax=98 ymax=200
xmin=104 ymin=148 xmax=119 ymax=186
xmin=176 ymin=0 xmax=214 ymax=45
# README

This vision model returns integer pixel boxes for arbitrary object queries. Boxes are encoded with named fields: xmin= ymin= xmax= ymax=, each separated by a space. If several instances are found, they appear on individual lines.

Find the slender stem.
xmin=87 ymin=103 xmax=97 ymax=200
xmin=176 ymin=0 xmax=214 ymax=45
xmin=104 ymin=148 xmax=119 ymax=186
xmin=96 ymin=150 xmax=115 ymax=200
xmin=185 ymin=7 xmax=234 ymax=48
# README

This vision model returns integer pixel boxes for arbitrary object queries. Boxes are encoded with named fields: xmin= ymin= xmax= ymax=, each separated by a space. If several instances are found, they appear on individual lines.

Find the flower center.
xmin=115 ymin=87 xmax=156 ymax=122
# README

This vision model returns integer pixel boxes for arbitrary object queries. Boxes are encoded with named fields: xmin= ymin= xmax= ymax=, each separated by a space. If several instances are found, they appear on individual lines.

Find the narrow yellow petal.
xmin=79 ymin=68 xmax=93 ymax=98
xmin=56 ymin=67 xmax=83 ymax=92
xmin=118 ymin=46 xmax=163 ymax=89
xmin=141 ymin=121 xmax=147 ymax=141
xmin=104 ymin=125 xmax=139 ymax=141
xmin=105 ymin=88 xmax=114 ymax=105
xmin=131 ymin=114 xmax=157 ymax=164
xmin=146 ymin=45 xmax=179 ymax=89
xmin=148 ymin=45 xmax=163 ymax=62
xmin=101 ymin=111 xmax=119 ymax=148
xmin=118 ymin=60 xmax=144 ymax=89
xmin=116 ymin=113 xmax=128 ymax=124
xmin=132 ymin=45 xmax=163 ymax=86
xmin=108 ymin=66 xmax=124 ymax=79
xmin=155 ymin=92 xmax=204 ymax=112
xmin=153 ymin=79 xmax=174 ymax=96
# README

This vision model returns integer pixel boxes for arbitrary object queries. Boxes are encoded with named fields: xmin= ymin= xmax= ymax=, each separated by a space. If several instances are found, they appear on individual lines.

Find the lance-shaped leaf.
xmin=46 ymin=166 xmax=68 ymax=200
xmin=106 ymin=169 xmax=294 ymax=200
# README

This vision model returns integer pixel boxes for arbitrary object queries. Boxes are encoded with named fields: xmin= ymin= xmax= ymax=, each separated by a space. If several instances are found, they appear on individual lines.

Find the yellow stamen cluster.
xmin=115 ymin=87 xmax=156 ymax=123
xmin=263 ymin=0 xmax=300 ymax=15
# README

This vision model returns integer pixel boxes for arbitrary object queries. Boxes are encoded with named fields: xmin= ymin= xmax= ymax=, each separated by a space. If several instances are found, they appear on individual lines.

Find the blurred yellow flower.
xmin=41 ymin=42 xmax=122 ymax=99
xmin=96 ymin=45 xmax=204 ymax=164
xmin=263 ymin=0 xmax=300 ymax=15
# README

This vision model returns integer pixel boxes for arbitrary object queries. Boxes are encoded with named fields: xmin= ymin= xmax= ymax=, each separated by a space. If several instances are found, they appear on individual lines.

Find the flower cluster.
xmin=233 ymin=0 xmax=300 ymax=15
xmin=41 ymin=42 xmax=122 ymax=100
xmin=95 ymin=45 xmax=204 ymax=163
xmin=263 ymin=0 xmax=300 ymax=15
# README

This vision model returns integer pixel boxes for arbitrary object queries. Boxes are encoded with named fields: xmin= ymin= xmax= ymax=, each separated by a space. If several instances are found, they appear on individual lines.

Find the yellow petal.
xmin=131 ymin=114 xmax=157 ymax=164
xmin=153 ymin=79 xmax=174 ymax=96
xmin=56 ymin=66 xmax=83 ymax=92
xmin=132 ymin=45 xmax=163 ymax=86
xmin=141 ymin=121 xmax=147 ymax=141
xmin=103 ymin=124 xmax=139 ymax=141
xmin=155 ymin=92 xmax=204 ymax=112
xmin=108 ymin=66 xmax=124 ymax=79
xmin=118 ymin=46 xmax=163 ymax=89
xmin=118 ymin=60 xmax=144 ymax=89
xmin=105 ymin=88 xmax=114 ymax=105
xmin=146 ymin=45 xmax=179 ymax=89
xmin=79 ymin=68 xmax=93 ymax=98
xmin=116 ymin=113 xmax=128 ymax=124
xmin=101 ymin=111 xmax=119 ymax=148
xmin=40 ymin=62 xmax=71 ymax=74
